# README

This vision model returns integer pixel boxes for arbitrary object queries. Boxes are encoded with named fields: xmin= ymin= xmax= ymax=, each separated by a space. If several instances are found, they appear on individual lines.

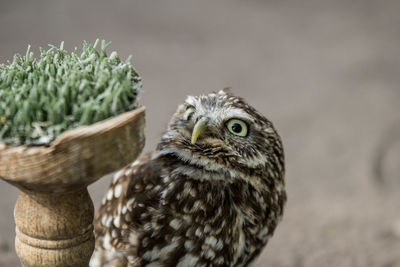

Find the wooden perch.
xmin=0 ymin=106 xmax=145 ymax=267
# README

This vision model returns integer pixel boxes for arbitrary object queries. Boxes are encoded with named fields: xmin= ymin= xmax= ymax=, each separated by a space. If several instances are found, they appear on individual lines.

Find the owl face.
xmin=158 ymin=89 xmax=284 ymax=182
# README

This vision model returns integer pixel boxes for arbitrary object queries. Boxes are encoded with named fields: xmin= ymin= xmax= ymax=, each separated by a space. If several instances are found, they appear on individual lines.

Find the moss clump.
xmin=0 ymin=39 xmax=141 ymax=146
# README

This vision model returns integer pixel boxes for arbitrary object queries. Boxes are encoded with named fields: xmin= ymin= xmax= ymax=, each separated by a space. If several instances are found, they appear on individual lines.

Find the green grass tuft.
xmin=0 ymin=39 xmax=141 ymax=146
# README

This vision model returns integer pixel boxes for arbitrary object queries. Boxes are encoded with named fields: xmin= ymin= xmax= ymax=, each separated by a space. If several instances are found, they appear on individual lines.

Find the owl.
xmin=90 ymin=89 xmax=286 ymax=267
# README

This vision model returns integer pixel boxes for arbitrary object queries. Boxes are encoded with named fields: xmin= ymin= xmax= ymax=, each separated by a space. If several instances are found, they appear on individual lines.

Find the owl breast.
xmin=128 ymin=151 xmax=285 ymax=267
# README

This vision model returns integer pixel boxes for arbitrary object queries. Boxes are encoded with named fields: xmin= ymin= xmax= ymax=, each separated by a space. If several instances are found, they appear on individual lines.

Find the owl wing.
xmin=91 ymin=152 xmax=164 ymax=267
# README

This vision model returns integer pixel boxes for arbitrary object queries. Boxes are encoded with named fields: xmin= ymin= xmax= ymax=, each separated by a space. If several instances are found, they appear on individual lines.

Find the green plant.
xmin=0 ymin=39 xmax=141 ymax=146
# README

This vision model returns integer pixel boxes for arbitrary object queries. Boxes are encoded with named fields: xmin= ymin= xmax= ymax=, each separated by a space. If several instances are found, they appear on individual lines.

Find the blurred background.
xmin=1 ymin=0 xmax=400 ymax=266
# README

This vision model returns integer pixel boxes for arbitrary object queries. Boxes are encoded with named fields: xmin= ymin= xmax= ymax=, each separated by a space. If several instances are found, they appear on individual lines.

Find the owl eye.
xmin=183 ymin=106 xmax=196 ymax=121
xmin=226 ymin=119 xmax=248 ymax=137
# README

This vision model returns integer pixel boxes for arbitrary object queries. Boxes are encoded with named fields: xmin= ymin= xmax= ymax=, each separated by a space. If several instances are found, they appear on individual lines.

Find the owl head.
xmin=157 ymin=89 xmax=284 ymax=184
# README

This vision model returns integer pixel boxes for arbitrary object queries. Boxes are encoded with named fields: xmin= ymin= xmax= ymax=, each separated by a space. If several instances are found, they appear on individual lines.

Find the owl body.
xmin=91 ymin=90 xmax=286 ymax=267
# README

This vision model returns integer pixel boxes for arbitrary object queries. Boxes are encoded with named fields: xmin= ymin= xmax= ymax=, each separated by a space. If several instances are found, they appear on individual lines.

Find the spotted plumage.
xmin=90 ymin=89 xmax=286 ymax=267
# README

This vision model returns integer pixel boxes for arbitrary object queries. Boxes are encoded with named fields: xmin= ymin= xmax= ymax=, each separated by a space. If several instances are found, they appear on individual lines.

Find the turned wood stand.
xmin=0 ymin=107 xmax=145 ymax=267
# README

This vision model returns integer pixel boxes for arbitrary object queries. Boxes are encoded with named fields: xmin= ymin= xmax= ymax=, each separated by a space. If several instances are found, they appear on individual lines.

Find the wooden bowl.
xmin=0 ymin=106 xmax=145 ymax=193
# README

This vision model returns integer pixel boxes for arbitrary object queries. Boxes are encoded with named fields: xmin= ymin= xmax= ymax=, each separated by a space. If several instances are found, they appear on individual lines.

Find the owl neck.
xmin=156 ymin=146 xmax=255 ymax=183
xmin=155 ymin=146 xmax=280 ymax=191
xmin=155 ymin=150 xmax=271 ymax=215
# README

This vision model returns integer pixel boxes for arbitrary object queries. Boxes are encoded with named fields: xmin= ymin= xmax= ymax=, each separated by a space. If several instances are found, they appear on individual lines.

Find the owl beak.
xmin=191 ymin=116 xmax=210 ymax=144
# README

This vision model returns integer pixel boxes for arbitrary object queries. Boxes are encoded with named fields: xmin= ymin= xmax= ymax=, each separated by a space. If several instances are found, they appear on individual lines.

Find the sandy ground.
xmin=0 ymin=0 xmax=400 ymax=266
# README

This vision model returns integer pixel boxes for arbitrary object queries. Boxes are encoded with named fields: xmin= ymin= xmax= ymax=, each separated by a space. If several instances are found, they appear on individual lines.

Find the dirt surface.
xmin=1 ymin=0 xmax=400 ymax=266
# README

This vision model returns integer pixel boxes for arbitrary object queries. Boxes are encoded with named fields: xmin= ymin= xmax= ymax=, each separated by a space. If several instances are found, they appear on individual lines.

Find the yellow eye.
xmin=226 ymin=119 xmax=248 ymax=137
xmin=183 ymin=106 xmax=195 ymax=121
